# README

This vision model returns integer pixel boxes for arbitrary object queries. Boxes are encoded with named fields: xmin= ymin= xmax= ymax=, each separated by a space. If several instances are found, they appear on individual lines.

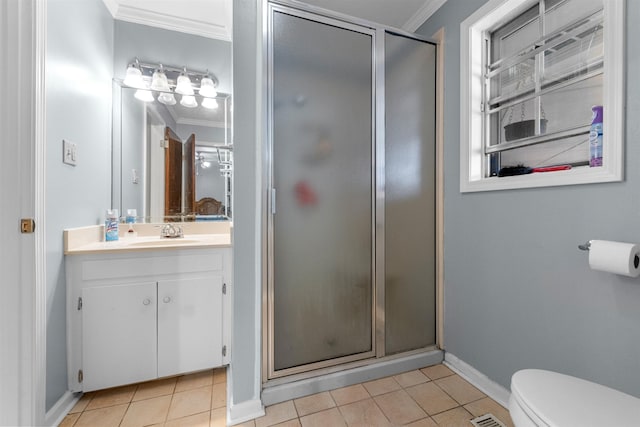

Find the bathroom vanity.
xmin=64 ymin=224 xmax=231 ymax=392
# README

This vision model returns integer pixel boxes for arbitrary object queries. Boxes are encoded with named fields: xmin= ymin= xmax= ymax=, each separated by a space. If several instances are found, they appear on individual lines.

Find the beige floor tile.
xmin=362 ymin=376 xmax=401 ymax=397
xmin=235 ymin=420 xmax=257 ymax=427
xmin=373 ymin=389 xmax=427 ymax=425
xmin=210 ymin=407 xmax=226 ymax=427
xmin=167 ymin=386 xmax=213 ymax=420
xmin=420 ymin=364 xmax=454 ymax=381
xmin=58 ymin=412 xmax=80 ymax=427
xmin=431 ymin=406 xmax=473 ymax=426
xmin=164 ymin=411 xmax=210 ymax=427
xmin=300 ymin=407 xmax=346 ymax=427
xmin=464 ymin=397 xmax=514 ymax=427
xmin=133 ymin=377 xmax=177 ymax=402
xmin=271 ymin=420 xmax=302 ymax=427
xmin=85 ymin=385 xmax=137 ymax=411
xmin=255 ymin=401 xmax=298 ymax=427
xmin=394 ymin=370 xmax=430 ymax=388
xmin=175 ymin=370 xmax=214 ymax=393
xmin=120 ymin=394 xmax=171 ymax=427
xmin=330 ymin=384 xmax=370 ymax=406
xmin=294 ymin=391 xmax=336 ymax=417
xmin=404 ymin=417 xmax=438 ymax=427
xmin=338 ymin=398 xmax=391 ymax=427
xmin=213 ymin=367 xmax=227 ymax=384
xmin=69 ymin=393 xmax=93 ymax=414
xmin=211 ymin=382 xmax=226 ymax=409
xmin=435 ymin=375 xmax=485 ymax=405
xmin=74 ymin=403 xmax=128 ymax=427
xmin=405 ymin=382 xmax=459 ymax=416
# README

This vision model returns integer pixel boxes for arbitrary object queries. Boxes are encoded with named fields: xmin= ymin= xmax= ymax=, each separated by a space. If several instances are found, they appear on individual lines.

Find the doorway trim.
xmin=0 ymin=0 xmax=47 ymax=425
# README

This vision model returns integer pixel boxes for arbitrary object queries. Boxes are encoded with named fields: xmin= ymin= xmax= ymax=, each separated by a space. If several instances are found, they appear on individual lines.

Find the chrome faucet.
xmin=160 ymin=223 xmax=184 ymax=238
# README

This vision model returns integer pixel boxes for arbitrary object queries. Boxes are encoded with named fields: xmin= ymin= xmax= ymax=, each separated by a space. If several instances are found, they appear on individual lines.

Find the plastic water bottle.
xmin=126 ymin=209 xmax=137 ymax=224
xmin=589 ymin=105 xmax=603 ymax=167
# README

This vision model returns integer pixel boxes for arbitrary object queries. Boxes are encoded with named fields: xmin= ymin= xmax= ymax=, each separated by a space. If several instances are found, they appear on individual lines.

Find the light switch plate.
xmin=63 ymin=140 xmax=77 ymax=166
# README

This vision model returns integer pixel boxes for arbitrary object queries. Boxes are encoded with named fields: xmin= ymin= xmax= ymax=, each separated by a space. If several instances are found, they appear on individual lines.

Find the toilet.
xmin=509 ymin=369 xmax=640 ymax=427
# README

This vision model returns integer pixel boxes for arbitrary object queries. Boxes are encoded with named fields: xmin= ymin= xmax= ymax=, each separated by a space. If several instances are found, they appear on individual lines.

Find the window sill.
xmin=460 ymin=165 xmax=622 ymax=193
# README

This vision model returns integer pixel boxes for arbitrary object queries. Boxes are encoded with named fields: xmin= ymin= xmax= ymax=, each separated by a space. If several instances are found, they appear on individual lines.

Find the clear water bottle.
xmin=589 ymin=105 xmax=603 ymax=167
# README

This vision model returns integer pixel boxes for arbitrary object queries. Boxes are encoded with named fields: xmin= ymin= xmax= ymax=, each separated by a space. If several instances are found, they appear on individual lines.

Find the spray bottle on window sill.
xmin=590 ymin=105 xmax=603 ymax=167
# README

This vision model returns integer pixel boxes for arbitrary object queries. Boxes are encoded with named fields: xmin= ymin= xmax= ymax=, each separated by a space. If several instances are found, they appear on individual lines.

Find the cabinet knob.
xmin=163 ymin=296 xmax=171 ymax=303
xmin=143 ymin=298 xmax=151 ymax=306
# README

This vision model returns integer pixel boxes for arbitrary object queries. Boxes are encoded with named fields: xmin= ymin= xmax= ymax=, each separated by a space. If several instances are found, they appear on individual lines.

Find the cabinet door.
xmin=82 ymin=282 xmax=157 ymax=391
xmin=157 ymin=276 xmax=223 ymax=377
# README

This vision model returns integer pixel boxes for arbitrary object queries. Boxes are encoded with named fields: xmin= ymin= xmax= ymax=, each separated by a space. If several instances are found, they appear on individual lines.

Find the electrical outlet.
xmin=132 ymin=169 xmax=139 ymax=184
xmin=63 ymin=140 xmax=77 ymax=166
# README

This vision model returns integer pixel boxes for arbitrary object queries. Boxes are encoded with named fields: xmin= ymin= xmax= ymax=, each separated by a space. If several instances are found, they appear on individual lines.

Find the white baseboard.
xmin=44 ymin=391 xmax=80 ymax=427
xmin=227 ymin=398 xmax=265 ymax=426
xmin=444 ymin=353 xmax=511 ymax=408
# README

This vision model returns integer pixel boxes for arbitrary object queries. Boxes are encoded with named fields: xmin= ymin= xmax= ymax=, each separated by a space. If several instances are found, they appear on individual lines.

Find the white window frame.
xmin=460 ymin=0 xmax=625 ymax=192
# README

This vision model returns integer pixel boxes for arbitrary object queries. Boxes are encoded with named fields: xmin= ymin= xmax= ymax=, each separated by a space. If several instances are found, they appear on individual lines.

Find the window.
xmin=460 ymin=0 xmax=624 ymax=192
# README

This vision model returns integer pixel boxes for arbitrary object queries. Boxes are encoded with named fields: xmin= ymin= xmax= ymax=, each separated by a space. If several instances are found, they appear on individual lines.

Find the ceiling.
xmin=101 ymin=0 xmax=447 ymax=41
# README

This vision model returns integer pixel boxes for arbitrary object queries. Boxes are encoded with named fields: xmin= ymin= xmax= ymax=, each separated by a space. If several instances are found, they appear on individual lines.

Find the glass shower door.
xmin=269 ymin=8 xmax=375 ymax=374
xmin=384 ymin=32 xmax=437 ymax=355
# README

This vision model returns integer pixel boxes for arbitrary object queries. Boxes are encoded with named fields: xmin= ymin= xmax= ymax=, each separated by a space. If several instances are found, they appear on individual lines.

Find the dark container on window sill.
xmin=504 ymin=119 xmax=548 ymax=141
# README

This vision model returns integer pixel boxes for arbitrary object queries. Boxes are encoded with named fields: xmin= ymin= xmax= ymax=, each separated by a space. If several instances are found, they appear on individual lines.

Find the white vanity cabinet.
xmin=66 ymin=247 xmax=231 ymax=392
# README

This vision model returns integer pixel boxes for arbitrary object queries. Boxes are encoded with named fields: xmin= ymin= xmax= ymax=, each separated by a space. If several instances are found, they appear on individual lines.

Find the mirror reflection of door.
xmin=184 ymin=134 xmax=196 ymax=215
xmin=164 ymin=127 xmax=183 ymax=218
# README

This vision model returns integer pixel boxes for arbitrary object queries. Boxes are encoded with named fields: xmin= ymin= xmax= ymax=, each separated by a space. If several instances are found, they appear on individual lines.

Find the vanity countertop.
xmin=64 ymin=222 xmax=232 ymax=255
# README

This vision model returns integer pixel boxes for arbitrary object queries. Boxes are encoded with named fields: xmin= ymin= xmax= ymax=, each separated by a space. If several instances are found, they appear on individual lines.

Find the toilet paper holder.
xmin=578 ymin=241 xmax=591 ymax=251
xmin=580 ymin=240 xmax=640 ymax=270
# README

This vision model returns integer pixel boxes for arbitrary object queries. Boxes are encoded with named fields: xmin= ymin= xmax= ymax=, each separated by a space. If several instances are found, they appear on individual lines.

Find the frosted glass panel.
xmin=272 ymin=11 xmax=373 ymax=371
xmin=384 ymin=32 xmax=436 ymax=355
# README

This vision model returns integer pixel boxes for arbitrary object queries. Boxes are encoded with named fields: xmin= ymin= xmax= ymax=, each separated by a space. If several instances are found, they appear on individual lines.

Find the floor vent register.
xmin=470 ymin=413 xmax=507 ymax=427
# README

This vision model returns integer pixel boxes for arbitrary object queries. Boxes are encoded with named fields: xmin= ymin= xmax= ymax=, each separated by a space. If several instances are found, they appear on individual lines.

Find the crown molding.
xmin=101 ymin=0 xmax=119 ymax=17
xmin=403 ymin=0 xmax=448 ymax=32
xmin=100 ymin=0 xmax=231 ymax=42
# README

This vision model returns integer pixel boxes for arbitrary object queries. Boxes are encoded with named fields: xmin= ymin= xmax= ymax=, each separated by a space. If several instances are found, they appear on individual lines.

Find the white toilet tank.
xmin=509 ymin=369 xmax=640 ymax=427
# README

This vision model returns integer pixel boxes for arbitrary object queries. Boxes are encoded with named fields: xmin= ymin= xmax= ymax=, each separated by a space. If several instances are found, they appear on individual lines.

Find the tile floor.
xmin=59 ymin=364 xmax=514 ymax=427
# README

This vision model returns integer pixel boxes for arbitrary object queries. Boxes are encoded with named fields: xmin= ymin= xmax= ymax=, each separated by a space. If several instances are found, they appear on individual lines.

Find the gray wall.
xmin=231 ymin=0 xmax=262 ymax=406
xmin=46 ymin=0 xmax=113 ymax=410
xmin=418 ymin=0 xmax=640 ymax=396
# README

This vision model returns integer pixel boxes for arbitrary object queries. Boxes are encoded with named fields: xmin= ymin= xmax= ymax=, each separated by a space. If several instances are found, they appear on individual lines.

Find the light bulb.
xmin=202 ymin=161 xmax=211 ymax=168
xmin=123 ymin=65 xmax=145 ymax=89
xmin=158 ymin=92 xmax=176 ymax=105
xmin=176 ymin=74 xmax=194 ymax=95
xmin=134 ymin=89 xmax=154 ymax=102
xmin=202 ymin=98 xmax=219 ymax=109
xmin=150 ymin=69 xmax=170 ymax=92
xmin=199 ymin=76 xmax=218 ymax=98
xmin=180 ymin=95 xmax=198 ymax=108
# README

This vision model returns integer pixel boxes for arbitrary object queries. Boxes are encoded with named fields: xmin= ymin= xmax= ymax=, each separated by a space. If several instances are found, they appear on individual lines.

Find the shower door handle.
xmin=271 ymin=188 xmax=276 ymax=214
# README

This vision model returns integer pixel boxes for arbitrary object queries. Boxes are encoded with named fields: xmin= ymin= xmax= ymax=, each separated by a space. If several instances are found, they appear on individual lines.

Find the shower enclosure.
xmin=265 ymin=1 xmax=437 ymax=381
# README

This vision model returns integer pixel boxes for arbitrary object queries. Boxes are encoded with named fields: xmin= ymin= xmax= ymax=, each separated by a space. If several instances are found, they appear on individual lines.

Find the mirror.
xmin=113 ymin=81 xmax=232 ymax=222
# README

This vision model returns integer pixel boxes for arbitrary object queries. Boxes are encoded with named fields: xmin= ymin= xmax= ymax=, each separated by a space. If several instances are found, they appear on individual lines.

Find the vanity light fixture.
xmin=121 ymin=59 xmax=220 ymax=109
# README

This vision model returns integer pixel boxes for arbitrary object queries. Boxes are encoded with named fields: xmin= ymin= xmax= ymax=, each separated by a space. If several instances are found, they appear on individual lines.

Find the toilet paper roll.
xmin=588 ymin=240 xmax=640 ymax=277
